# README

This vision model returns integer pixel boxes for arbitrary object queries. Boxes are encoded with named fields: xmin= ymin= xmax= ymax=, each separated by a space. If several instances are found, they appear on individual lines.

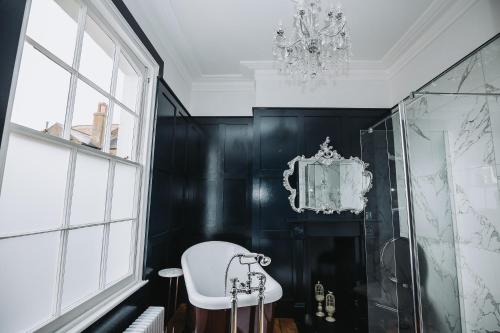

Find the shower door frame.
xmin=397 ymin=99 xmax=423 ymax=333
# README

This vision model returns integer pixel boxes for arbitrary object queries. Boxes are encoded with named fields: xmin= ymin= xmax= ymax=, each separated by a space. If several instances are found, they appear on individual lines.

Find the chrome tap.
xmin=224 ymin=252 xmax=271 ymax=296
xmin=225 ymin=252 xmax=271 ymax=333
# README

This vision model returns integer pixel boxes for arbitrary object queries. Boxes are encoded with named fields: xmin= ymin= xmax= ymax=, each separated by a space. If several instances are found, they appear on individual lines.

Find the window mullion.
xmin=99 ymin=160 xmax=115 ymax=289
xmin=102 ymin=45 xmax=121 ymax=154
xmin=131 ymin=68 xmax=148 ymax=162
xmin=62 ymin=3 xmax=87 ymax=140
xmin=53 ymin=147 xmax=78 ymax=316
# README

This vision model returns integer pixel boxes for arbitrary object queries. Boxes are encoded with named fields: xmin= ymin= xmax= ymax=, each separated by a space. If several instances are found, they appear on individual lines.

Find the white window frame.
xmin=0 ymin=0 xmax=159 ymax=332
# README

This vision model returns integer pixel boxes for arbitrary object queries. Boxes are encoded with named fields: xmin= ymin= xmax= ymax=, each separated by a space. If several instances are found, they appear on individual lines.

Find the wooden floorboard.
xmin=165 ymin=305 xmax=298 ymax=333
xmin=166 ymin=303 xmax=187 ymax=333
xmin=273 ymin=318 xmax=299 ymax=333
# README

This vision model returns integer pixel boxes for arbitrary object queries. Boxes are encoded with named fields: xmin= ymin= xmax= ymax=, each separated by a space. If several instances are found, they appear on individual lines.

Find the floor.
xmin=273 ymin=318 xmax=300 ymax=333
xmin=166 ymin=304 xmax=299 ymax=332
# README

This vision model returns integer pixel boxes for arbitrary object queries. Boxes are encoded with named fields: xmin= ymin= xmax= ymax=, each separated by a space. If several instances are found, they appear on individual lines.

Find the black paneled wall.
xmin=184 ymin=108 xmax=388 ymax=331
xmin=251 ymin=108 xmax=387 ymax=331
xmin=183 ymin=117 xmax=253 ymax=249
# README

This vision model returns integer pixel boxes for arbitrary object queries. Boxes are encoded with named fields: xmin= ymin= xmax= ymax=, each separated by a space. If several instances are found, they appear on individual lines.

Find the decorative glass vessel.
xmin=325 ymin=291 xmax=336 ymax=322
xmin=314 ymin=281 xmax=325 ymax=317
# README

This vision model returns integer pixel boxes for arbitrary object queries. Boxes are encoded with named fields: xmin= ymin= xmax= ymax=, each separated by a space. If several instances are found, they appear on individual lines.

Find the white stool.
xmin=158 ymin=268 xmax=183 ymax=322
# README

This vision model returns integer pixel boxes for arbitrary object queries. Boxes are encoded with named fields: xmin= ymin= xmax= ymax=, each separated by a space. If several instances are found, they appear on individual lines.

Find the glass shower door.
xmin=402 ymin=95 xmax=464 ymax=333
xmin=361 ymin=112 xmax=415 ymax=333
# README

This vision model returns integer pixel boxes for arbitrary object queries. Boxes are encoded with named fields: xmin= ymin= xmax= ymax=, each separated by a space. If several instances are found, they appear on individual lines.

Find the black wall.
xmin=185 ymin=108 xmax=388 ymax=332
xmin=183 ymin=117 xmax=253 ymax=248
xmin=0 ymin=0 xmax=27 ymax=145
xmin=250 ymin=108 xmax=387 ymax=331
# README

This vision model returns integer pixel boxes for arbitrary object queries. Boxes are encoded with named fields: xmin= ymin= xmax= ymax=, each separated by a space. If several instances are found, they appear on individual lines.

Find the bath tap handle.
xmin=237 ymin=253 xmax=272 ymax=266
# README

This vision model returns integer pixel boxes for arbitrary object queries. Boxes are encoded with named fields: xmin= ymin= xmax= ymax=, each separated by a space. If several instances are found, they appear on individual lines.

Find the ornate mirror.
xmin=283 ymin=137 xmax=372 ymax=214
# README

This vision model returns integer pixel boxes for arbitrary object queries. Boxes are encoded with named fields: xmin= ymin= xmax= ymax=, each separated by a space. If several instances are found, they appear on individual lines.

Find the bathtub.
xmin=181 ymin=241 xmax=283 ymax=333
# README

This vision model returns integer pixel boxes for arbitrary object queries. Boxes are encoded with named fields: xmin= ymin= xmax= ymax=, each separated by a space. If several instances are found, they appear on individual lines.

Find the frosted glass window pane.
xmin=70 ymin=153 xmax=109 ymax=225
xmin=116 ymin=52 xmax=140 ymax=111
xmin=61 ymin=226 xmax=103 ymax=310
xmin=106 ymin=220 xmax=133 ymax=284
xmin=111 ymin=163 xmax=137 ymax=219
xmin=0 ymin=133 xmax=70 ymax=235
xmin=72 ymin=79 xmax=110 ymax=150
xmin=0 ymin=232 xmax=60 ymax=333
xmin=111 ymin=105 xmax=137 ymax=160
xmin=11 ymin=43 xmax=71 ymax=134
xmin=26 ymin=0 xmax=80 ymax=65
xmin=79 ymin=15 xmax=115 ymax=92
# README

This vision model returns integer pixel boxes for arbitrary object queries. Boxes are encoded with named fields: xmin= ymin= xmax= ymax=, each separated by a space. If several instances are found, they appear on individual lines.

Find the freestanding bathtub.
xmin=181 ymin=241 xmax=283 ymax=333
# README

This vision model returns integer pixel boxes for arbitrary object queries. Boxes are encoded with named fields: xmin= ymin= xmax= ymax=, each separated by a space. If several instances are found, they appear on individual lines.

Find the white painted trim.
xmin=165 ymin=0 xmax=482 ymax=96
xmin=385 ymin=0 xmax=480 ymax=79
xmin=0 ymin=0 xmax=159 ymax=332
xmin=122 ymin=0 xmax=201 ymax=83
xmin=240 ymin=59 xmax=386 ymax=71
xmin=253 ymin=68 xmax=388 ymax=81
xmin=381 ymin=0 xmax=457 ymax=69
xmin=52 ymin=280 xmax=148 ymax=333
xmin=192 ymin=78 xmax=255 ymax=92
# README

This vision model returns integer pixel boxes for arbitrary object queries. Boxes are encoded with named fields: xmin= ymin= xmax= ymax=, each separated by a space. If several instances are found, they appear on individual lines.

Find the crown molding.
xmin=386 ymin=0 xmax=479 ymax=79
xmin=138 ymin=0 xmax=481 ymax=92
xmin=124 ymin=0 xmax=198 ymax=87
xmin=381 ymin=0 xmax=457 ymax=68
xmin=241 ymin=60 xmax=388 ymax=81
xmin=192 ymin=75 xmax=255 ymax=92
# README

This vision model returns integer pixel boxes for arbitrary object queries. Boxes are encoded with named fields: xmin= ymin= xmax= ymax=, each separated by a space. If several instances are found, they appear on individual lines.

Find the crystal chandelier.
xmin=272 ymin=0 xmax=351 ymax=81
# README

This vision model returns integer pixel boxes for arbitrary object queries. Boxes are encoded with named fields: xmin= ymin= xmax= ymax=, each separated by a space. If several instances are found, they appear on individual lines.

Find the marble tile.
xmin=404 ymin=35 xmax=500 ymax=333
xmin=408 ymin=128 xmax=448 ymax=177
xmin=488 ymin=96 xmax=500 ymax=165
xmin=412 ymin=167 xmax=454 ymax=242
xmin=418 ymin=237 xmax=461 ymax=333
xmin=421 ymin=53 xmax=486 ymax=94
xmin=481 ymin=37 xmax=500 ymax=90
xmin=453 ymin=169 xmax=500 ymax=253
xmin=459 ymin=245 xmax=500 ymax=332
xmin=452 ymin=98 xmax=494 ymax=169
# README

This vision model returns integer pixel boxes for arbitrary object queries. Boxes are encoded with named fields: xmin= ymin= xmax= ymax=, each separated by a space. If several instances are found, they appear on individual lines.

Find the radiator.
xmin=123 ymin=306 xmax=165 ymax=333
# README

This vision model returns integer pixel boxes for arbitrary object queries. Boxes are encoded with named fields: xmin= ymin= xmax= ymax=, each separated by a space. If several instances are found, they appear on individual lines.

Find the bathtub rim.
xmin=181 ymin=241 xmax=283 ymax=310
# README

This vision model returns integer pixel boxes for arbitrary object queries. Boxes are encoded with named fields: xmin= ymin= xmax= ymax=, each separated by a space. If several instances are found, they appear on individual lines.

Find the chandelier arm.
xmin=299 ymin=16 xmax=310 ymax=38
xmin=275 ymin=38 xmax=302 ymax=50
xmin=323 ymin=22 xmax=346 ymax=38
xmin=319 ymin=22 xmax=333 ymax=34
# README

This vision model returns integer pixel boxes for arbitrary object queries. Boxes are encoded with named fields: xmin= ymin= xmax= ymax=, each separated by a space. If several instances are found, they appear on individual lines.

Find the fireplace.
xmin=290 ymin=220 xmax=367 ymax=332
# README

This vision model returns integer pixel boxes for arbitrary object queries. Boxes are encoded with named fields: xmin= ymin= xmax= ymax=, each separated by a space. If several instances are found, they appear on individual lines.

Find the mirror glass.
xmin=283 ymin=137 xmax=372 ymax=214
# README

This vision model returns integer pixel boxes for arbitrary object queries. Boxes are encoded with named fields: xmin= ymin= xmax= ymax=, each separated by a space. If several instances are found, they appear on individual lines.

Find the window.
xmin=0 ymin=0 xmax=158 ymax=332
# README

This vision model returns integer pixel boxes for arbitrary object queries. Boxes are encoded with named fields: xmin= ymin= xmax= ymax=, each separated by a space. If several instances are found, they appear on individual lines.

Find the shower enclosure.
xmin=361 ymin=34 xmax=500 ymax=333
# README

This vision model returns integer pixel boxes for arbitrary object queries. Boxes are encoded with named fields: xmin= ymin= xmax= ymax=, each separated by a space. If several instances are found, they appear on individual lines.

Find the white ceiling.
xmin=125 ymin=0 xmax=437 ymax=77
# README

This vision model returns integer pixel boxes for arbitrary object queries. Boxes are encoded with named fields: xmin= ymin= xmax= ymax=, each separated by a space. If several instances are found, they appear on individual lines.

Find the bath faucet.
xmin=225 ymin=252 xmax=271 ymax=333
xmin=224 ymin=252 xmax=271 ymax=296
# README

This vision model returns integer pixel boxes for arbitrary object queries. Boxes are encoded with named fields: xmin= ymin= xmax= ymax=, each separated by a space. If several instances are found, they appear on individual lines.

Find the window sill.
xmin=38 ymin=279 xmax=149 ymax=333
xmin=65 ymin=279 xmax=148 ymax=333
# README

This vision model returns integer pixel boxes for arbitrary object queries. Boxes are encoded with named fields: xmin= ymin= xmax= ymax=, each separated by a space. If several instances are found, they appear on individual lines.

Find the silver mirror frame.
xmin=282 ymin=137 xmax=373 ymax=215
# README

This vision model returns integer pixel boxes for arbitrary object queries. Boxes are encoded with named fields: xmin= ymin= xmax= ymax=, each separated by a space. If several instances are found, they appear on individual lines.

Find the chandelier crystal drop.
xmin=272 ymin=0 xmax=351 ymax=82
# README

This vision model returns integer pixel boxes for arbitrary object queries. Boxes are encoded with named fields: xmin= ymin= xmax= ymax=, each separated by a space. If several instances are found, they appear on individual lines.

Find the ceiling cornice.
xmin=385 ymin=0 xmax=480 ymax=79
xmin=381 ymin=0 xmax=457 ymax=68
xmin=124 ymin=0 xmax=197 ymax=87
xmin=157 ymin=0 xmax=480 ymax=90
xmin=192 ymin=75 xmax=255 ymax=92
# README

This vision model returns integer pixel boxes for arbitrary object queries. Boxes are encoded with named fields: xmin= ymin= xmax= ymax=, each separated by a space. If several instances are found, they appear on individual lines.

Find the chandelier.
xmin=272 ymin=0 xmax=351 ymax=81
